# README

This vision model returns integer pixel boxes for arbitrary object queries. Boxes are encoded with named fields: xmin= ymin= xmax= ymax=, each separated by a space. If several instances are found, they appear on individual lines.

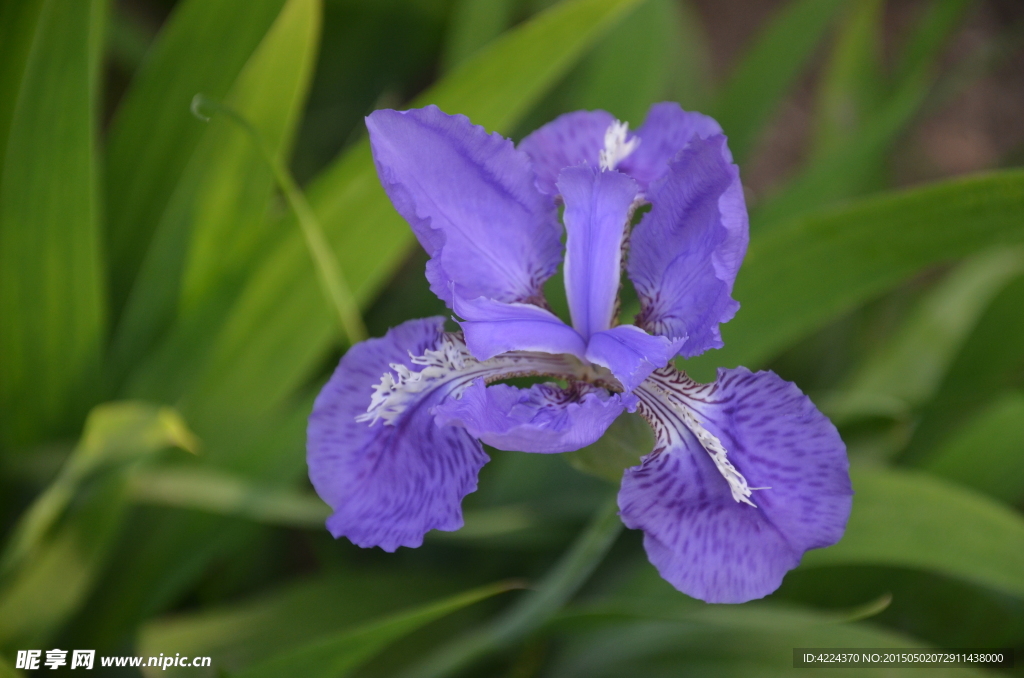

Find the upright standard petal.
xmin=618 ymin=367 xmax=852 ymax=603
xmin=307 ymin=317 xmax=488 ymax=551
xmin=435 ymin=379 xmax=635 ymax=454
xmin=618 ymin=102 xmax=724 ymax=194
xmin=558 ymin=165 xmax=640 ymax=339
xmin=367 ymin=106 xmax=561 ymax=307
xmin=627 ymin=135 xmax=748 ymax=358
xmin=517 ymin=110 xmax=616 ymax=198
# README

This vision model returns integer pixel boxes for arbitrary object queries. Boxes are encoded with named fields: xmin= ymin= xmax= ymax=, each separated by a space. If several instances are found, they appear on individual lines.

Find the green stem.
xmin=399 ymin=494 xmax=623 ymax=678
xmin=190 ymin=94 xmax=367 ymax=346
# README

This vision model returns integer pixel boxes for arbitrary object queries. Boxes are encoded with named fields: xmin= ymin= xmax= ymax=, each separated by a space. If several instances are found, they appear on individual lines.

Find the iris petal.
xmin=307 ymin=317 xmax=488 ymax=551
xmin=585 ymin=325 xmax=681 ymax=392
xmin=618 ymin=366 xmax=852 ymax=603
xmin=366 ymin=106 xmax=562 ymax=308
xmin=618 ymin=102 xmax=724 ymax=194
xmin=455 ymin=295 xmax=588 ymax=362
xmin=627 ymin=134 xmax=748 ymax=358
xmin=435 ymin=379 xmax=636 ymax=454
xmin=517 ymin=109 xmax=616 ymax=198
xmin=558 ymin=165 xmax=639 ymax=339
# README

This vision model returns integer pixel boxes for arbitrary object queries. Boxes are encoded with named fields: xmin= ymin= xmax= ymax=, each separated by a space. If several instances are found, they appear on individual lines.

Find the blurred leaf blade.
xmin=0 ymin=402 xmax=196 ymax=649
xmin=801 ymin=466 xmax=1024 ymax=599
xmin=127 ymin=466 xmax=540 ymax=539
xmin=683 ymin=170 xmax=1024 ymax=381
xmin=712 ymin=0 xmax=845 ymax=164
xmin=234 ymin=581 xmax=521 ymax=678
xmin=894 ymin=0 xmax=976 ymax=88
xmin=0 ymin=0 xmax=106 ymax=450
xmin=441 ymin=0 xmax=515 ymax=72
xmin=825 ymin=247 xmax=1024 ymax=423
xmin=128 ymin=467 xmax=329 ymax=528
xmin=138 ymin=570 xmax=494 ymax=677
xmin=70 ymin=395 xmax=312 ymax=653
xmin=401 ymin=496 xmax=623 ymax=678
xmin=0 ymin=475 xmax=128 ymax=650
xmin=548 ymin=603 xmax=988 ymax=677
xmin=109 ymin=0 xmax=322 ymax=387
xmin=0 ymin=653 xmax=20 ymax=678
xmin=901 ymin=272 xmax=1024 ymax=465
xmin=923 ymin=391 xmax=1024 ymax=504
xmin=0 ymin=0 xmax=44 ymax=162
xmin=752 ymin=0 xmax=974 ymax=231
xmin=810 ymin=0 xmax=883 ymax=159
xmin=103 ymin=0 xmax=289 ymax=317
xmin=518 ymin=0 xmax=699 ymax=131
xmin=0 ymin=402 xmax=196 ymax=585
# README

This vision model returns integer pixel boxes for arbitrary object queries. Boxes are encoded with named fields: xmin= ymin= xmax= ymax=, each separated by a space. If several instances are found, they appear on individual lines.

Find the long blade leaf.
xmin=234 ymin=581 xmax=520 ymax=678
xmin=0 ymin=0 xmax=106 ymax=450
xmin=681 ymin=170 xmax=1024 ymax=382
xmin=103 ymin=0 xmax=288 ymax=317
xmin=800 ymin=466 xmax=1024 ymax=599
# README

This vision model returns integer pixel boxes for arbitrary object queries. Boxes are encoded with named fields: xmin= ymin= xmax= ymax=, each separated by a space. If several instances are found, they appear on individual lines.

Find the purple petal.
xmin=455 ymin=295 xmax=588 ymax=362
xmin=366 ymin=106 xmax=561 ymax=307
xmin=435 ymin=379 xmax=635 ymax=454
xmin=627 ymin=135 xmax=748 ymax=359
xmin=518 ymin=110 xmax=616 ymax=197
xmin=619 ymin=367 xmax=852 ymax=603
xmin=585 ymin=325 xmax=681 ymax=392
xmin=618 ymin=102 xmax=724 ymax=194
xmin=558 ymin=165 xmax=639 ymax=339
xmin=307 ymin=317 xmax=489 ymax=551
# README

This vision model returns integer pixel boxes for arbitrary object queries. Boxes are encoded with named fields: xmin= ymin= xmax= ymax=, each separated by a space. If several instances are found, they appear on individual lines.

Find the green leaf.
xmin=681 ymin=170 xmax=1024 ymax=383
xmin=548 ymin=604 xmax=989 ymax=678
xmin=72 ymin=398 xmax=311 ymax=651
xmin=400 ymin=496 xmax=623 ymax=678
xmin=823 ymin=247 xmax=1024 ymax=423
xmin=901 ymin=272 xmax=1024 ymax=464
xmin=0 ymin=0 xmax=44 ymax=162
xmin=924 ymin=391 xmax=1024 ymax=504
xmin=800 ymin=466 xmax=1024 ymax=599
xmin=809 ymin=0 xmax=883 ymax=159
xmin=0 ymin=653 xmax=21 ymax=678
xmin=0 ymin=402 xmax=196 ymax=584
xmin=161 ymin=0 xmax=648 ymax=423
xmin=108 ymin=0 xmax=321 ymax=386
xmin=565 ymin=412 xmax=653 ymax=483
xmin=440 ymin=0 xmax=515 ymax=72
xmin=234 ymin=581 xmax=520 ymax=678
xmin=128 ymin=467 xmax=329 ymax=528
xmin=0 ymin=474 xmax=127 ymax=651
xmin=751 ymin=0 xmax=973 ymax=231
xmin=0 ymin=0 xmax=106 ymax=450
xmin=127 ymin=465 xmax=539 ymax=539
xmin=0 ymin=402 xmax=195 ymax=649
xmin=516 ymin=0 xmax=702 ymax=132
xmin=103 ymin=0 xmax=288 ymax=317
xmin=892 ymin=0 xmax=975 ymax=90
xmin=711 ymin=0 xmax=845 ymax=164
xmin=137 ymin=572 xmax=496 ymax=677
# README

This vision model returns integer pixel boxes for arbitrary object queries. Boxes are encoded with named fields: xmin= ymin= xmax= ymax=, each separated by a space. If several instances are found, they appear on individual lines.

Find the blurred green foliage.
xmin=1 ymin=0 xmax=1023 ymax=675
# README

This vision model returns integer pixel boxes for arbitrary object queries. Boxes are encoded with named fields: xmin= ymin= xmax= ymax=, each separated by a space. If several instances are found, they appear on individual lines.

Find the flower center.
xmin=599 ymin=120 xmax=640 ymax=171
xmin=358 ymin=334 xmax=618 ymax=425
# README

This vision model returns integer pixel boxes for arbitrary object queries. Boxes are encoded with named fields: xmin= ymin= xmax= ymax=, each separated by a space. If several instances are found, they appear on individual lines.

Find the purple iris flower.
xmin=307 ymin=103 xmax=852 ymax=604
